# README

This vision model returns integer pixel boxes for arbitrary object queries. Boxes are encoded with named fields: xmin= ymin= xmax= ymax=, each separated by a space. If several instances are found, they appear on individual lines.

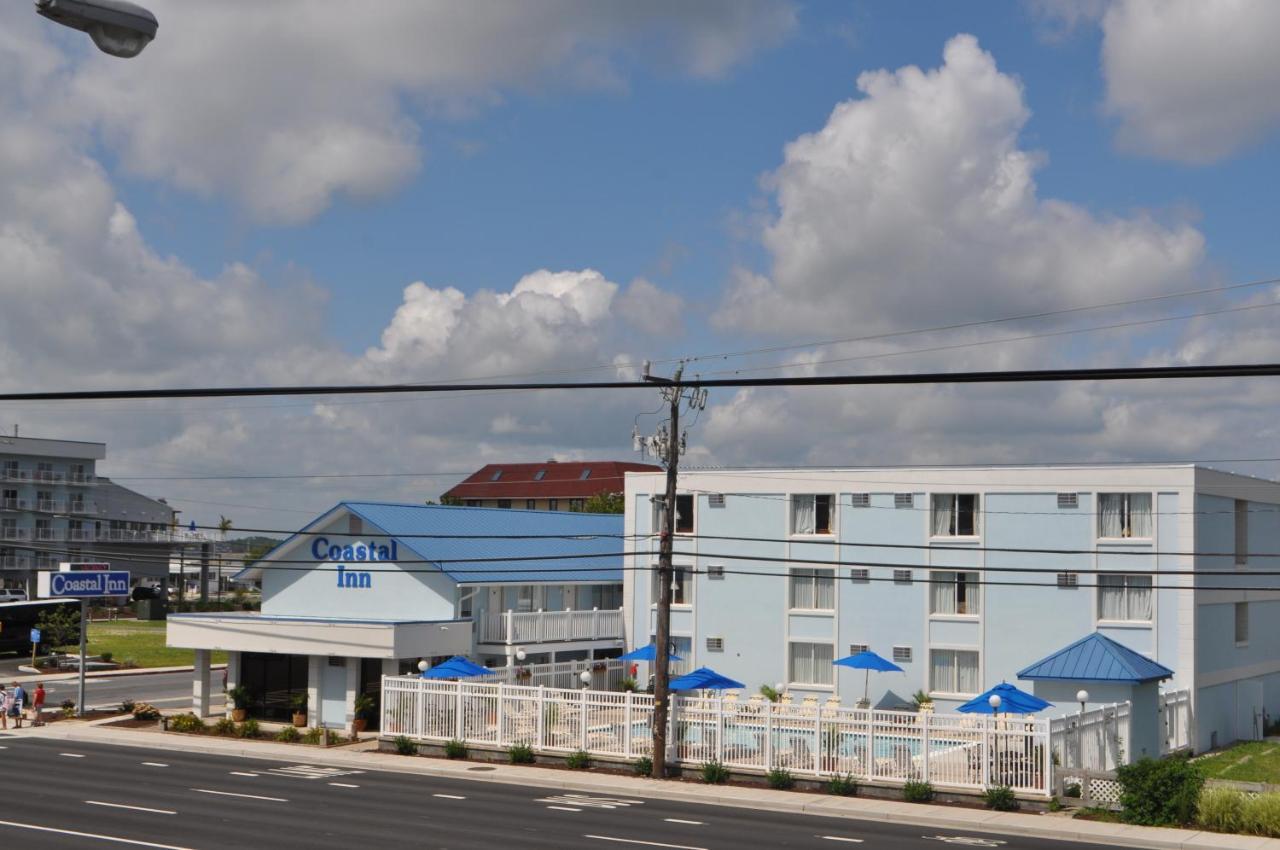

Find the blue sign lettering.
xmin=335 ymin=564 xmax=372 ymax=589
xmin=46 ymin=570 xmax=130 ymax=598
xmin=310 ymin=537 xmax=396 ymax=562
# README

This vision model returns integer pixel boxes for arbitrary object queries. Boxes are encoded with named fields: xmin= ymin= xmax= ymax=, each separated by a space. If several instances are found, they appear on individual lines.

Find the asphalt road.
xmin=16 ymin=671 xmax=221 ymax=715
xmin=0 ymin=736 xmax=1095 ymax=850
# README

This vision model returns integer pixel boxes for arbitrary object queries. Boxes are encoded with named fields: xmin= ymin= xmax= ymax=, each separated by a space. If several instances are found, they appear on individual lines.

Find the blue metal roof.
xmin=342 ymin=501 xmax=623 ymax=585
xmin=1017 ymin=633 xmax=1173 ymax=684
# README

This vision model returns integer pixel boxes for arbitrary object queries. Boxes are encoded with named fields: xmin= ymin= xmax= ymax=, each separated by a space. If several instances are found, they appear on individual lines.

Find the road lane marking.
xmin=820 ymin=838 xmax=865 ymax=844
xmin=60 ymin=753 xmax=86 ymax=758
xmin=229 ymin=772 xmax=258 ymax=777
xmin=141 ymin=762 xmax=168 ymax=767
xmin=0 ymin=817 xmax=197 ymax=849
xmin=547 ymin=805 xmax=582 ymax=812
xmin=328 ymin=782 xmax=360 ymax=788
xmin=86 ymin=801 xmax=176 ymax=816
xmin=432 ymin=793 xmax=466 ymax=800
xmin=266 ymin=764 xmax=363 ymax=780
xmin=924 ymin=838 xmax=1005 ymax=847
xmin=540 ymin=794 xmax=637 ymax=809
xmin=664 ymin=819 xmax=703 ymax=826
xmin=191 ymin=789 xmax=287 ymax=803
xmin=584 ymin=837 xmax=706 ymax=850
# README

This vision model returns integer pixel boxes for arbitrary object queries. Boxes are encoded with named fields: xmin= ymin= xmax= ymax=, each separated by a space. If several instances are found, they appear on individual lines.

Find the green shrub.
xmin=1064 ymin=782 xmax=1082 ymax=798
xmin=620 ymin=677 xmax=638 ymax=692
xmin=984 ymin=786 xmax=1019 ymax=811
xmin=1198 ymin=787 xmax=1246 ymax=833
xmin=903 ymin=780 xmax=935 ymax=803
xmin=302 ymin=727 xmax=339 ymax=745
xmin=237 ymin=719 xmax=261 ymax=739
xmin=767 ymin=768 xmax=795 ymax=790
xmin=701 ymin=759 xmax=730 ymax=785
xmin=1116 ymin=755 xmax=1203 ymax=826
xmin=393 ymin=735 xmax=416 ymax=756
xmin=827 ymin=773 xmax=858 ymax=796
xmin=759 ymin=684 xmax=781 ymax=703
xmin=1240 ymin=793 xmax=1280 ymax=838
xmin=1048 ymin=797 xmax=1063 ymax=813
xmin=275 ymin=725 xmax=301 ymax=743
xmin=566 ymin=749 xmax=591 ymax=770
xmin=100 ymin=652 xmax=113 ymax=663
xmin=633 ymin=756 xmax=653 ymax=776
xmin=132 ymin=702 xmax=161 ymax=721
xmin=212 ymin=717 xmax=237 ymax=736
xmin=119 ymin=698 xmax=136 ymax=714
xmin=508 ymin=743 xmax=535 ymax=764
xmin=168 ymin=713 xmax=205 ymax=734
xmin=444 ymin=739 xmax=468 ymax=760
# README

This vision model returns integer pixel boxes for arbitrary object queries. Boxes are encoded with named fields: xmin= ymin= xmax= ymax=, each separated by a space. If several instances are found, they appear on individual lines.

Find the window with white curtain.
xmin=788 ymin=641 xmax=835 ymax=686
xmin=789 ymin=568 xmax=835 ymax=610
xmin=650 ymin=566 xmax=694 ymax=606
xmin=1097 ymin=574 xmax=1153 ymax=621
xmin=791 ymin=494 xmax=833 ymax=534
xmin=929 ymin=649 xmax=980 ymax=695
xmin=931 ymin=494 xmax=979 ymax=536
xmin=930 ymin=571 xmax=980 ymax=616
xmin=1098 ymin=493 xmax=1153 ymax=538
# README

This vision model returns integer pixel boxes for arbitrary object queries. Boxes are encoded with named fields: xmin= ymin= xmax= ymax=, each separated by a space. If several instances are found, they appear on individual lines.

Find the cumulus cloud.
xmin=1099 ymin=0 xmax=1280 ymax=163
xmin=716 ymin=34 xmax=1205 ymax=337
xmin=54 ymin=0 xmax=794 ymax=223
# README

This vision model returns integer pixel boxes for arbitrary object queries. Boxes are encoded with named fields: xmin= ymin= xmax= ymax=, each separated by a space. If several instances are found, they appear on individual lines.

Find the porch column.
xmin=307 ymin=655 xmax=323 ymax=727
xmin=192 ymin=649 xmax=211 ymax=717
xmin=224 ymin=652 xmax=241 ymax=718
xmin=344 ymin=657 xmax=360 ymax=731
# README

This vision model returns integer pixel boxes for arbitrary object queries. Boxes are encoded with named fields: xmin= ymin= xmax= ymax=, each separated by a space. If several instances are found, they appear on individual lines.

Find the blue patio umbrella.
xmin=618 ymin=642 xmax=683 ymax=663
xmin=834 ymin=650 xmax=905 ymax=704
xmin=668 ymin=667 xmax=745 ymax=691
xmin=957 ymin=682 xmax=1052 ymax=715
xmin=421 ymin=656 xmax=495 ymax=680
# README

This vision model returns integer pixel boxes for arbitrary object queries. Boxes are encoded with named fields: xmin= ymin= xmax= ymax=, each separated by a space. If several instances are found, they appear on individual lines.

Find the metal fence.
xmin=1049 ymin=702 xmax=1131 ymax=771
xmin=1159 ymin=689 xmax=1192 ymax=754
xmin=476 ymin=659 xmax=627 ymax=691
xmin=381 ymin=677 xmax=1052 ymax=795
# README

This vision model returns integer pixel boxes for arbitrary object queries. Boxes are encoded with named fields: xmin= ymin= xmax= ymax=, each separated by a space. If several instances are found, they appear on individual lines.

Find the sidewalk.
xmin=11 ymin=663 xmax=224 ymax=684
xmin=12 ymin=721 xmax=1277 ymax=850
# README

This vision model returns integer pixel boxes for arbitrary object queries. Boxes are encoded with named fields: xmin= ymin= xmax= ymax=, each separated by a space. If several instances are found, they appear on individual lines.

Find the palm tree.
xmin=217 ymin=516 xmax=232 ymax=540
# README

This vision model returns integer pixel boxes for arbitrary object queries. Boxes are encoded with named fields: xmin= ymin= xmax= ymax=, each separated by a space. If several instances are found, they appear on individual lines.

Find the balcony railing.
xmin=0 ymin=555 xmax=32 ymax=570
xmin=67 ymin=502 xmax=98 ymax=516
xmin=1 ymin=470 xmax=31 ymax=482
xmin=0 ymin=528 xmax=30 ymax=542
xmin=477 ymin=607 xmax=625 ymax=646
xmin=35 ymin=500 xmax=67 ymax=514
xmin=35 ymin=528 xmax=60 ymax=542
xmin=97 ymin=528 xmax=207 ymax=544
xmin=34 ymin=471 xmax=63 ymax=483
xmin=0 ymin=498 xmax=30 ymax=511
xmin=68 ymin=529 xmax=94 ymax=542
xmin=66 ymin=473 xmax=96 ymax=485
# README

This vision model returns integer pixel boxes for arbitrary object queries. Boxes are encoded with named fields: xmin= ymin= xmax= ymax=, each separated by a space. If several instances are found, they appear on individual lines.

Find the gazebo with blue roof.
xmin=1018 ymin=632 xmax=1174 ymax=760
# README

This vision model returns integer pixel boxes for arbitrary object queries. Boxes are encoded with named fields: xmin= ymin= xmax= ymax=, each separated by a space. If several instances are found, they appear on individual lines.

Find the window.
xmin=789 ymin=568 xmax=835 ymax=610
xmin=850 ymin=568 xmax=870 ymax=583
xmin=791 ymin=494 xmax=833 ymax=534
xmin=1235 ymin=602 xmax=1249 ymax=645
xmin=464 ymin=499 xmax=480 ymax=507
xmin=1057 ymin=493 xmax=1079 ymax=509
xmin=931 ymin=494 xmax=978 ymax=536
xmin=1098 ymin=493 xmax=1152 ymax=538
xmin=568 ymin=498 xmax=584 ymax=511
xmin=1057 ymin=572 xmax=1079 ymax=589
xmin=525 ymin=499 xmax=536 ymax=510
xmin=651 ymin=567 xmax=694 ymax=606
xmin=579 ymin=468 xmax=592 ymax=480
xmin=894 ymin=493 xmax=914 ymax=509
xmin=929 ymin=649 xmax=980 ymax=695
xmin=578 ymin=584 xmax=622 ymax=610
xmin=497 ymin=499 xmax=512 ymax=509
xmin=850 ymin=493 xmax=870 ymax=508
xmin=892 ymin=646 xmax=912 ymax=664
xmin=893 ymin=569 xmax=913 ymax=584
xmin=706 ymin=636 xmax=724 ymax=652
xmin=489 ymin=469 xmax=502 ymax=481
xmin=848 ymin=643 xmax=869 ymax=655
xmin=655 ymin=494 xmax=695 ymax=534
xmin=788 ymin=641 xmax=834 ymax=686
xmin=1235 ymin=500 xmax=1248 ymax=565
xmin=533 ymin=469 xmax=546 ymax=481
xmin=930 ymin=571 xmax=979 ymax=616
xmin=707 ymin=565 xmax=725 ymax=580
xmin=1097 ymin=574 xmax=1153 ymax=621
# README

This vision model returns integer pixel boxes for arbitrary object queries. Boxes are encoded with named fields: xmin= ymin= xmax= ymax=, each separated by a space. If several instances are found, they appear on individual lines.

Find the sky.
xmin=2 ymin=0 xmax=1279 ymax=534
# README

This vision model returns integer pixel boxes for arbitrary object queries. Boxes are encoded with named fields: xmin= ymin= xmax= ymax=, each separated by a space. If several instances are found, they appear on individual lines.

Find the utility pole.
xmin=199 ymin=541 xmax=210 ymax=604
xmin=635 ymin=362 xmax=707 ymax=779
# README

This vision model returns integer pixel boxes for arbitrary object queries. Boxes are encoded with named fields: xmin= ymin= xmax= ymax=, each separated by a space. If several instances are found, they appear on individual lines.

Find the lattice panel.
xmin=1087 ymin=777 xmax=1123 ymax=805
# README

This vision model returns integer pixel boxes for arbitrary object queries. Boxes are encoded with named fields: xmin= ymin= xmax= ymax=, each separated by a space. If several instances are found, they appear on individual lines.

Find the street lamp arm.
xmin=35 ymin=0 xmax=158 ymax=58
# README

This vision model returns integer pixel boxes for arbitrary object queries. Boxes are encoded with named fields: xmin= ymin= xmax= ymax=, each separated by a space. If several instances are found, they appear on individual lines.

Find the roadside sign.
xmin=37 ymin=570 xmax=130 ymax=599
xmin=29 ymin=628 xmax=40 ymax=644
xmin=59 ymin=562 xmax=110 ymax=572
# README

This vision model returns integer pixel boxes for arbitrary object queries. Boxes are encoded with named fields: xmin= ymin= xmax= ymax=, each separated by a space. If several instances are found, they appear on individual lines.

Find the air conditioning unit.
xmin=708 ymin=494 xmax=726 ymax=508
xmin=849 ymin=643 xmax=869 ymax=655
xmin=706 ymin=565 xmax=725 ymax=580
xmin=894 ymin=493 xmax=914 ymax=509
xmin=850 ymin=493 xmax=870 ymax=508
xmin=706 ymin=636 xmax=724 ymax=652
xmin=892 ymin=646 xmax=912 ymax=663
xmin=893 ymin=569 xmax=913 ymax=584
xmin=1057 ymin=493 xmax=1079 ymax=509
xmin=1057 ymin=572 xmax=1079 ymax=588
xmin=850 ymin=568 xmax=870 ymax=582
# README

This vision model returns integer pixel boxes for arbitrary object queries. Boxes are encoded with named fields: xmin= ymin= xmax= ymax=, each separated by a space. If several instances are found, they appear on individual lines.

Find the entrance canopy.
xmin=167 ymin=612 xmax=471 ymax=660
xmin=1017 ymin=632 xmax=1173 ymax=684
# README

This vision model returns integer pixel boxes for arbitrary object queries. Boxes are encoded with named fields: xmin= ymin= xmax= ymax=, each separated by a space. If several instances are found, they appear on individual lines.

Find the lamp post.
xmin=35 ymin=0 xmax=158 ymax=58
xmin=989 ymin=694 xmax=1002 ymax=784
xmin=579 ymin=669 xmax=591 ymax=689
xmin=417 ymin=659 xmax=428 ymax=674
xmin=1076 ymin=689 xmax=1089 ymax=769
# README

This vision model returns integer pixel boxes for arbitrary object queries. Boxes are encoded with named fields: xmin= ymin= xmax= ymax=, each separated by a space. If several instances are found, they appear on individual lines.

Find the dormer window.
xmin=534 ymin=469 xmax=546 ymax=481
xmin=489 ymin=469 xmax=502 ymax=482
xmin=579 ymin=468 xmax=592 ymax=480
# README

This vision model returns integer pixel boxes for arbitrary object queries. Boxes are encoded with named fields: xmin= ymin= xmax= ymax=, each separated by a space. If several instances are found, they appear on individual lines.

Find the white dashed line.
xmin=59 ymin=753 xmax=85 ymax=758
xmin=0 ymin=818 xmax=196 ymax=849
xmin=86 ymin=801 xmax=177 ymax=816
xmin=141 ymin=762 xmax=168 ymax=767
xmin=190 ymin=789 xmax=287 ymax=803
xmin=664 ymin=819 xmax=703 ymax=825
xmin=547 ymin=806 xmax=583 ymax=812
xmin=229 ymin=772 xmax=258 ymax=777
xmin=432 ymin=793 xmax=466 ymax=800
xmin=820 ymin=838 xmax=865 ymax=844
xmin=328 ymin=782 xmax=360 ymax=788
xmin=584 ymin=837 xmax=707 ymax=850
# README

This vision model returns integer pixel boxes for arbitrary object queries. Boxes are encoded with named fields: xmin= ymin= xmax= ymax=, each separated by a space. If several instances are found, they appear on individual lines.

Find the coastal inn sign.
xmin=310 ymin=537 xmax=399 ymax=590
xmin=38 ymin=570 xmax=130 ymax=598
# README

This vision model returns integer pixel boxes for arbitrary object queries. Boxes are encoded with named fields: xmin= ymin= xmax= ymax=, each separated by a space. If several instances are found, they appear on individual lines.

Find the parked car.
xmin=0 ymin=589 xmax=28 ymax=603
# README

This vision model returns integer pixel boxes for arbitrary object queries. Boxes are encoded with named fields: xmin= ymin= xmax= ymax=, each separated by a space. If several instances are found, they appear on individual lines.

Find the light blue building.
xmin=169 ymin=502 xmax=625 ymax=728
xmin=623 ymin=464 xmax=1280 ymax=752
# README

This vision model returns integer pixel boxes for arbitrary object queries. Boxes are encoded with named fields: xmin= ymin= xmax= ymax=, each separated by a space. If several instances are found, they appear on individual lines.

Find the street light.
xmin=417 ymin=659 xmax=428 ymax=673
xmin=35 ymin=0 xmax=158 ymax=58
xmin=579 ymin=670 xmax=591 ymax=688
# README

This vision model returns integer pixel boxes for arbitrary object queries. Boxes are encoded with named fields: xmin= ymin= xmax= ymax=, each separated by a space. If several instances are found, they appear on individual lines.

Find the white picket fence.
xmin=1159 ymin=689 xmax=1193 ymax=754
xmin=1047 ymin=689 xmax=1191 ymax=772
xmin=478 ymin=659 xmax=627 ymax=691
xmin=381 ymin=677 xmax=1052 ymax=796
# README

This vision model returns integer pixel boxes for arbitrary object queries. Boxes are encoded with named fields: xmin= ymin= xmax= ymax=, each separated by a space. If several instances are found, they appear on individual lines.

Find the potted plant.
xmin=290 ymin=692 xmax=308 ymax=727
xmin=227 ymin=685 xmax=250 ymax=722
xmin=912 ymin=689 xmax=934 ymax=715
xmin=352 ymin=693 xmax=375 ymax=733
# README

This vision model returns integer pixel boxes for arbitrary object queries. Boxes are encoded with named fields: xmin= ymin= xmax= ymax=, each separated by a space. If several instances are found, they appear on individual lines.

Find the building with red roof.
xmin=441 ymin=460 xmax=660 ymax=511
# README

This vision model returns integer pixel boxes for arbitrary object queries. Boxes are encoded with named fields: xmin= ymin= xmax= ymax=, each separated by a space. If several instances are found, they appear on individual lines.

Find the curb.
xmin=17 ymin=724 xmax=1280 ymax=850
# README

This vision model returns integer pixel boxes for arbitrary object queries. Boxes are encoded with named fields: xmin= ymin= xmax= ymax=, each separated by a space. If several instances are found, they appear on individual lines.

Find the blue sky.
xmin=4 ymin=0 xmax=1280 ymax=527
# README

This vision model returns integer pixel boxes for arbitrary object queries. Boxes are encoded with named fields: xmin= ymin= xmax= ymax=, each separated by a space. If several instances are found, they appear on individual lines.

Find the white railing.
xmin=1049 ymin=702 xmax=1131 ymax=771
xmin=1 ymin=470 xmax=31 ymax=482
xmin=0 ymin=499 xmax=28 ymax=511
xmin=478 ymin=659 xmax=628 ymax=691
xmin=478 ymin=608 xmax=626 ymax=645
xmin=35 ymin=500 xmax=65 ymax=514
xmin=1160 ymin=689 xmax=1193 ymax=754
xmin=0 ymin=528 xmax=29 ymax=541
xmin=382 ymin=677 xmax=1052 ymax=796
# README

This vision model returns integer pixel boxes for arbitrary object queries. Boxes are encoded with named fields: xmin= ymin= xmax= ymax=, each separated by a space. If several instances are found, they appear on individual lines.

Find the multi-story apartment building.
xmin=0 ymin=434 xmax=195 ymax=592
xmin=442 ymin=460 xmax=659 ymax=511
xmin=623 ymin=464 xmax=1280 ymax=752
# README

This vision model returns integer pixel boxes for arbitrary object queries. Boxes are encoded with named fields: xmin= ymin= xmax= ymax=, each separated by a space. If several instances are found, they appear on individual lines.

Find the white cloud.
xmin=1099 ymin=0 xmax=1280 ymax=163
xmin=49 ymin=0 xmax=794 ymax=224
xmin=716 ymin=34 xmax=1205 ymax=337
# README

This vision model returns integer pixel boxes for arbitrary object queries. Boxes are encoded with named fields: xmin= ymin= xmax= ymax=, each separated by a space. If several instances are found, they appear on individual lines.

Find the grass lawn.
xmin=1195 ymin=741 xmax=1280 ymax=783
xmin=84 ymin=620 xmax=227 ymax=669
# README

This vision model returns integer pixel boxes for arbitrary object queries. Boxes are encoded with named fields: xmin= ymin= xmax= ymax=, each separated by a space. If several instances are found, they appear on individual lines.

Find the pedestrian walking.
xmin=9 ymin=682 xmax=24 ymax=729
xmin=32 ymin=683 xmax=45 ymax=726
xmin=0 ymin=685 xmax=9 ymax=731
